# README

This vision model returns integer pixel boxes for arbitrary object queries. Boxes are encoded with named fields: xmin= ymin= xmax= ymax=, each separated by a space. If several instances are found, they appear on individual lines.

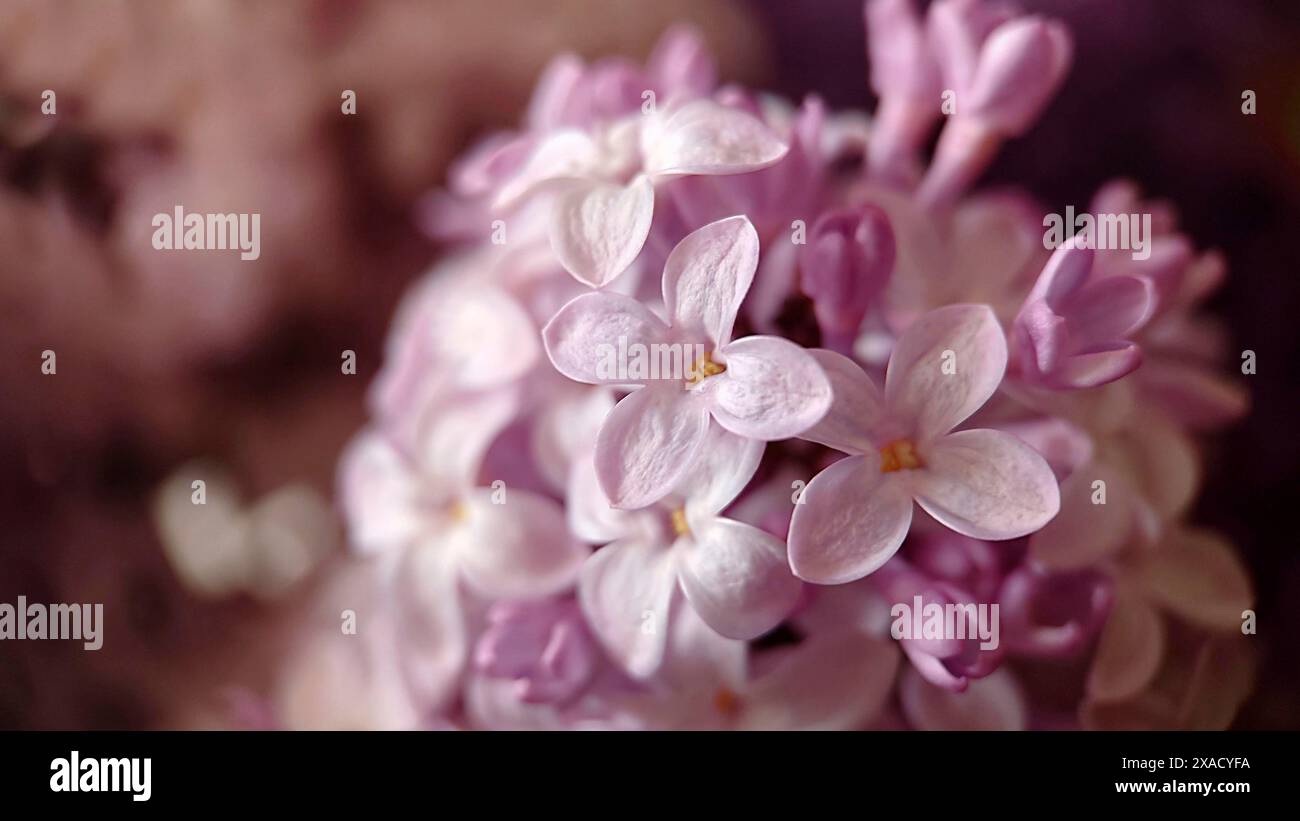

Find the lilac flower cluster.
xmin=294 ymin=0 xmax=1255 ymax=730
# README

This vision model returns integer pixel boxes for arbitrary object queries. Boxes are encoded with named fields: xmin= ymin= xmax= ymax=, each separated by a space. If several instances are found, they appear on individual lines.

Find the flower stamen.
xmin=714 ymin=687 xmax=742 ymax=718
xmin=685 ymin=351 xmax=726 ymax=387
xmin=671 ymin=508 xmax=691 ymax=537
xmin=879 ymin=439 xmax=922 ymax=473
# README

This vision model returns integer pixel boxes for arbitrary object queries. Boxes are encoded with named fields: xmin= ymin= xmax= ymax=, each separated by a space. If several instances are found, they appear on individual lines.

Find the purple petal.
xmin=646 ymin=24 xmax=717 ymax=100
xmin=900 ymin=666 xmax=1026 ymax=730
xmin=678 ymin=426 xmax=765 ymax=522
xmin=798 ymin=349 xmax=889 ymax=455
xmin=525 ymin=54 xmax=586 ymax=131
xmin=595 ymin=385 xmax=710 ymax=509
xmin=548 ymin=176 xmax=655 ymax=287
xmin=911 ymin=428 xmax=1061 ymax=540
xmin=396 ymin=542 xmax=470 ymax=713
xmin=661 ymin=215 xmax=759 ymax=347
xmin=1064 ymin=274 xmax=1155 ymax=347
xmin=542 ymin=291 xmax=671 ymax=385
xmin=885 ymin=304 xmax=1008 ymax=440
xmin=788 ymin=454 xmax=913 ymax=584
xmin=1052 ymin=342 xmax=1143 ymax=389
xmin=566 ymin=450 xmax=639 ymax=544
xmin=642 ymin=99 xmax=788 ymax=178
xmin=493 ymin=128 xmax=598 ymax=209
xmin=705 ymin=336 xmax=832 ymax=440
xmin=676 ymin=518 xmax=802 ymax=640
xmin=337 ymin=431 xmax=420 ymax=556
xmin=1027 ymin=239 xmax=1094 ymax=309
xmin=741 ymin=634 xmax=900 ymax=730
xmin=578 ymin=538 xmax=678 ymax=678
xmin=450 ymin=489 xmax=588 ymax=599
xmin=418 ymin=387 xmax=520 ymax=489
xmin=964 ymin=17 xmax=1072 ymax=136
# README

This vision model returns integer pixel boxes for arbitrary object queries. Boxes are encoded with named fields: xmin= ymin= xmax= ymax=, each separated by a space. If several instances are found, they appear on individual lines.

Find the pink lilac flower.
xmin=496 ymin=94 xmax=787 ymax=287
xmin=336 ymin=393 xmax=588 ymax=713
xmin=1086 ymin=528 xmax=1252 ymax=705
xmin=543 ymin=216 xmax=832 ymax=508
xmin=473 ymin=599 xmax=599 ymax=705
xmin=788 ymin=304 xmax=1060 ymax=584
xmin=997 ymin=565 xmax=1112 ymax=658
xmin=900 ymin=665 xmax=1027 ymax=730
xmin=917 ymin=8 xmax=1073 ymax=208
xmin=874 ymin=554 xmax=1004 ymax=691
xmin=339 ymin=399 xmax=587 ymax=600
xmin=623 ymin=601 xmax=900 ymax=730
xmin=799 ymin=205 xmax=896 ymax=354
xmin=317 ymin=0 xmax=1255 ymax=731
xmin=569 ymin=426 xmax=801 ymax=677
xmin=1010 ymin=238 xmax=1156 ymax=390
xmin=367 ymin=263 xmax=541 ymax=449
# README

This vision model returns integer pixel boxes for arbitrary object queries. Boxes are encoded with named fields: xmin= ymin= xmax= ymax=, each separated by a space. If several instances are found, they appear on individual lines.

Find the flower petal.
xmin=565 ymin=447 xmax=641 ymax=544
xmin=912 ymin=428 xmax=1060 ymax=540
xmin=493 ymin=128 xmax=598 ymax=209
xmin=741 ymin=634 xmax=900 ymax=730
xmin=595 ymin=384 xmax=711 ymax=509
xmin=418 ymin=387 xmax=520 ymax=490
xmin=1065 ymin=274 xmax=1155 ymax=347
xmin=1029 ymin=463 xmax=1135 ymax=570
xmin=336 ymin=431 xmax=421 ymax=556
xmin=1053 ymin=343 xmax=1143 ymax=389
xmin=678 ymin=425 xmax=765 ymax=522
xmin=676 ymin=518 xmax=802 ymax=640
xmin=885 ymin=303 xmax=1008 ymax=440
xmin=1087 ymin=589 xmax=1163 ymax=702
xmin=642 ymin=99 xmax=789 ymax=178
xmin=646 ymin=24 xmax=717 ymax=100
xmin=577 ymin=538 xmax=678 ymax=678
xmin=705 ymin=335 xmax=832 ymax=440
xmin=426 ymin=283 xmax=540 ymax=392
xmin=542 ymin=291 xmax=671 ymax=385
xmin=661 ymin=215 xmax=759 ymax=346
xmin=548 ymin=176 xmax=655 ymax=287
xmin=1134 ymin=529 xmax=1253 ymax=631
xmin=788 ymin=453 xmax=914 ymax=584
xmin=900 ymin=666 xmax=1027 ymax=730
xmin=798 ymin=349 xmax=888 ymax=455
xmin=450 ymin=489 xmax=588 ymax=599
xmin=531 ymin=387 xmax=615 ymax=493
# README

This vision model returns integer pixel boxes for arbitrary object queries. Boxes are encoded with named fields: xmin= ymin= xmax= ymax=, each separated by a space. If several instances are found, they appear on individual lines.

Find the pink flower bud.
xmin=964 ymin=17 xmax=1073 ymax=136
xmin=799 ymin=205 xmax=895 ymax=346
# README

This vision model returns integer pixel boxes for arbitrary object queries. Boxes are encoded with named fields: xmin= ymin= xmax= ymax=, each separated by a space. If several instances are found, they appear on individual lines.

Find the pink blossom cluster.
xmin=289 ymin=0 xmax=1255 ymax=730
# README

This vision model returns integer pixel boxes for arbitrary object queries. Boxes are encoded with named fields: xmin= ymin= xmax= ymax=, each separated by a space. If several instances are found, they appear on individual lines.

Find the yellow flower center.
xmin=671 ymin=508 xmax=691 ymax=537
xmin=879 ymin=439 xmax=922 ymax=473
xmin=714 ymin=687 xmax=742 ymax=718
xmin=685 ymin=351 xmax=726 ymax=386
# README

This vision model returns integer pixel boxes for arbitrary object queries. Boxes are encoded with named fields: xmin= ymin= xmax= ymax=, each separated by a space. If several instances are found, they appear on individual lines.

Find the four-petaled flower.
xmin=569 ymin=427 xmax=801 ymax=677
xmin=1011 ymin=238 xmax=1155 ymax=389
xmin=497 ymin=101 xmax=788 ymax=287
xmin=544 ymin=215 xmax=833 ymax=509
xmin=789 ymin=304 xmax=1061 ymax=584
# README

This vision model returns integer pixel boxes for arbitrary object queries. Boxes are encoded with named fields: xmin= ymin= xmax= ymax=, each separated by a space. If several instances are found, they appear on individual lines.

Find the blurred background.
xmin=1 ymin=0 xmax=1297 ymax=729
